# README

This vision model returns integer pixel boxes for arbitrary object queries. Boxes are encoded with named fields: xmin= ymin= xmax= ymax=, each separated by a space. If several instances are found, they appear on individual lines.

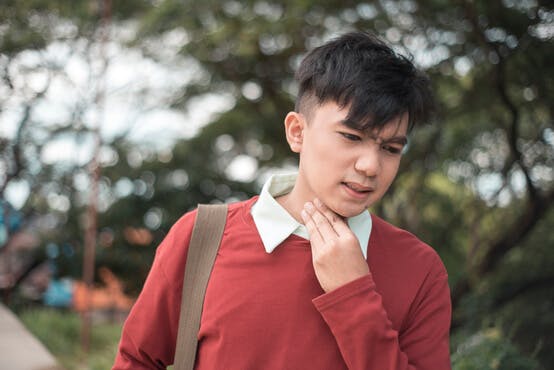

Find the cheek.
xmin=383 ymin=160 xmax=401 ymax=184
xmin=303 ymin=138 xmax=335 ymax=167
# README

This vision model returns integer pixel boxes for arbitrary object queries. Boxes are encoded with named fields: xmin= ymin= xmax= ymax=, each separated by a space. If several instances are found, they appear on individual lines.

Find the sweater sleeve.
xmin=312 ymin=263 xmax=451 ymax=370
xmin=112 ymin=213 xmax=195 ymax=370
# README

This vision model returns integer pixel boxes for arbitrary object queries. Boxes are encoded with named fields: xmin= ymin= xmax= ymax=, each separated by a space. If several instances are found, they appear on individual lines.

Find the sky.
xmin=1 ymin=33 xmax=235 ymax=209
xmin=3 ymin=10 xmax=552 ymax=211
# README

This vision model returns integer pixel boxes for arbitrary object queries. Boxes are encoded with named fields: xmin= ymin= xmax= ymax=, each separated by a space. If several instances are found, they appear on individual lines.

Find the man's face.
xmin=289 ymin=101 xmax=408 ymax=218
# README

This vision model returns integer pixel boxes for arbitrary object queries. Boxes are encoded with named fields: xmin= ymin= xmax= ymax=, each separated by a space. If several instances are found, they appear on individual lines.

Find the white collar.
xmin=251 ymin=173 xmax=372 ymax=258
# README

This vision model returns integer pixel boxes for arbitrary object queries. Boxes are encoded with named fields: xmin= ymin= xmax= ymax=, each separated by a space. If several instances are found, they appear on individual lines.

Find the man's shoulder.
xmin=154 ymin=196 xmax=258 ymax=282
xmin=368 ymin=215 xmax=449 ymax=324
xmin=172 ymin=196 xmax=258 ymax=230
xmin=371 ymin=214 xmax=434 ymax=250
xmin=369 ymin=214 xmax=446 ymax=275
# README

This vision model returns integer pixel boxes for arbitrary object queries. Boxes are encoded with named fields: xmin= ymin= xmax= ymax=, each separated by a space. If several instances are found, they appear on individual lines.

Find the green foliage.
xmin=452 ymin=328 xmax=540 ymax=370
xmin=2 ymin=0 xmax=553 ymax=368
xmin=18 ymin=308 xmax=122 ymax=370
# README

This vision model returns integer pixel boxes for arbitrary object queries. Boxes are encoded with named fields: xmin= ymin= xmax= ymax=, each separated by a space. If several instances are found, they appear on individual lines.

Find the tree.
xmin=0 ymin=0 xmax=166 ymax=298
xmin=131 ymin=0 xmax=553 ymax=366
xmin=1 ymin=0 xmax=553 ymax=367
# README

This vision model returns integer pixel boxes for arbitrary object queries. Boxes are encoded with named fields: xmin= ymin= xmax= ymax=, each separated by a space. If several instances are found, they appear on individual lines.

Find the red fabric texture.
xmin=112 ymin=197 xmax=451 ymax=370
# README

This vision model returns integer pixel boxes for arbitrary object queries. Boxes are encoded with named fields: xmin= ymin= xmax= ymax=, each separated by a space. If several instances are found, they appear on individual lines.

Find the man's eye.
xmin=340 ymin=132 xmax=361 ymax=141
xmin=382 ymin=145 xmax=403 ymax=155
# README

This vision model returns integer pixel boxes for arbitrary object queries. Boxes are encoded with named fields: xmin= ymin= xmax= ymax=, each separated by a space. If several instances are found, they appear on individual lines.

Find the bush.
xmin=452 ymin=328 xmax=540 ymax=370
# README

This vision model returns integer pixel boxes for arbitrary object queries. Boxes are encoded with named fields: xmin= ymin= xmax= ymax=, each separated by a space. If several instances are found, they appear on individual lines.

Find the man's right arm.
xmin=112 ymin=212 xmax=196 ymax=369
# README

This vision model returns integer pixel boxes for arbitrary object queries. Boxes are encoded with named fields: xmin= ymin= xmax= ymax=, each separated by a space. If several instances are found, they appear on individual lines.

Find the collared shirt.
xmin=251 ymin=173 xmax=372 ymax=258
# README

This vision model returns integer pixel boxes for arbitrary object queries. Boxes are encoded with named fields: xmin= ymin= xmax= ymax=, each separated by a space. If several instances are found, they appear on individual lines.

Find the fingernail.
xmin=301 ymin=209 xmax=308 ymax=220
xmin=304 ymin=202 xmax=314 ymax=211
xmin=314 ymin=198 xmax=323 ymax=208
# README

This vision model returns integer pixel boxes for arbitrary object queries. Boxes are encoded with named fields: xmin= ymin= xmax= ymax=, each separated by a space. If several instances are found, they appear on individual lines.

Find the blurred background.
xmin=0 ymin=0 xmax=553 ymax=369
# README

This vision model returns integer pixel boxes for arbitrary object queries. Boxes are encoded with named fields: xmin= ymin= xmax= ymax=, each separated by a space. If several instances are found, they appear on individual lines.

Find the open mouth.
xmin=342 ymin=182 xmax=374 ymax=194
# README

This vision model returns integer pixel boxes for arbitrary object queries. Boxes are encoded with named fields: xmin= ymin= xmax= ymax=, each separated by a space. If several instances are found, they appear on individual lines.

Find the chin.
xmin=331 ymin=204 xmax=369 ymax=219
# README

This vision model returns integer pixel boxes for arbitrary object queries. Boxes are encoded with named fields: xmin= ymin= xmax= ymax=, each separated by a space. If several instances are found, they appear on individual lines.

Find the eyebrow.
xmin=379 ymin=136 xmax=408 ymax=146
xmin=339 ymin=119 xmax=408 ymax=146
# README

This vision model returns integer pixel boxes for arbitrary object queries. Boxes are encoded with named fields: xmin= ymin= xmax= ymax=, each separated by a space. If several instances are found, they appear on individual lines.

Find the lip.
xmin=341 ymin=182 xmax=374 ymax=199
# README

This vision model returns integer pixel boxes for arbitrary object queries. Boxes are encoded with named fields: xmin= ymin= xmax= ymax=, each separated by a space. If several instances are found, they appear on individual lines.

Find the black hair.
xmin=295 ymin=31 xmax=435 ymax=132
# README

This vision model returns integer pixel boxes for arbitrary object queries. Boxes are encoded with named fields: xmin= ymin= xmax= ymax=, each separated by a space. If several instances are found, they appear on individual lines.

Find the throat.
xmin=275 ymin=190 xmax=306 ymax=224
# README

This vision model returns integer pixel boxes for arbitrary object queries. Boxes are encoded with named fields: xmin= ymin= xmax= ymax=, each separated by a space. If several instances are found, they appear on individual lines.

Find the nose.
xmin=354 ymin=146 xmax=381 ymax=177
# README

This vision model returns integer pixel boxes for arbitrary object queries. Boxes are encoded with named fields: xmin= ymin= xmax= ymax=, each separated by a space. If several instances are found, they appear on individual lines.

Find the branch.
xmin=452 ymin=0 xmax=552 ymax=311
xmin=460 ymin=0 xmax=537 ymax=200
xmin=0 ymin=105 xmax=30 ymax=196
xmin=453 ymin=188 xmax=554 ymax=309
xmin=452 ymin=267 xmax=554 ymax=330
xmin=477 ymin=189 xmax=554 ymax=276
xmin=495 ymin=59 xmax=538 ymax=201
xmin=0 ymin=73 xmax=51 ymax=196
xmin=492 ymin=275 xmax=554 ymax=309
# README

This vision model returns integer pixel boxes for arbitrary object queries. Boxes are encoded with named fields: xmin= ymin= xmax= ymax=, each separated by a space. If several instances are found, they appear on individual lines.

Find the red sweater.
xmin=113 ymin=197 xmax=451 ymax=370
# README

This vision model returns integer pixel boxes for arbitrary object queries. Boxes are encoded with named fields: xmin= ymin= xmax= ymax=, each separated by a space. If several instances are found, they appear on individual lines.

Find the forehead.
xmin=311 ymin=101 xmax=409 ymax=137
xmin=361 ymin=114 xmax=409 ymax=139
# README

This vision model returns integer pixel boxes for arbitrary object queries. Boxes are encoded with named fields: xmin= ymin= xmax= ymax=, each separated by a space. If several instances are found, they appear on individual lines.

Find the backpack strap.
xmin=174 ymin=203 xmax=228 ymax=370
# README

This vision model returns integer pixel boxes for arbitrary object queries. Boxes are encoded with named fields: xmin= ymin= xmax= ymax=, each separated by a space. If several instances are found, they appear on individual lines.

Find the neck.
xmin=275 ymin=179 xmax=312 ymax=224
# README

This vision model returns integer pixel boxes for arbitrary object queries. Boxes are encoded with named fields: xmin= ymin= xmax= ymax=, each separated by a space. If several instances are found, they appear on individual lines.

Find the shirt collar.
xmin=251 ymin=173 xmax=372 ymax=258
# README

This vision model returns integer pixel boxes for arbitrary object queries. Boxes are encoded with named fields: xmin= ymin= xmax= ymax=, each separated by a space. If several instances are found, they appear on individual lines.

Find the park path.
xmin=0 ymin=303 xmax=63 ymax=370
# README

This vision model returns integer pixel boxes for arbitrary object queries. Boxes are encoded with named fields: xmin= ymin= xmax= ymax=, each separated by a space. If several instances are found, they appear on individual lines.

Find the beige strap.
xmin=174 ymin=204 xmax=228 ymax=370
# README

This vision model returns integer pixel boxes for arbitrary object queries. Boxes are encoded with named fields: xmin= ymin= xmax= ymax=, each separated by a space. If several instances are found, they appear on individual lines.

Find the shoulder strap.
xmin=174 ymin=203 xmax=228 ymax=370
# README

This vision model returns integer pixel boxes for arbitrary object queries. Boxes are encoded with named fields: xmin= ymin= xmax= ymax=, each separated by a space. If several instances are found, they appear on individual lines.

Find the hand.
xmin=301 ymin=198 xmax=370 ymax=293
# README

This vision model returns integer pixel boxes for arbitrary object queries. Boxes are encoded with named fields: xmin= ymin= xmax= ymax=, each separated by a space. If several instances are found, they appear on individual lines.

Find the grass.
xmin=17 ymin=307 xmax=542 ymax=370
xmin=18 ymin=308 xmax=123 ymax=370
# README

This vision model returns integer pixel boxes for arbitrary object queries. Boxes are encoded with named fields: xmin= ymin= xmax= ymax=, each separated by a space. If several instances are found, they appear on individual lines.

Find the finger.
xmin=313 ymin=198 xmax=352 ymax=236
xmin=304 ymin=201 xmax=338 ymax=240
xmin=313 ymin=198 xmax=343 ymax=225
xmin=301 ymin=207 xmax=324 ymax=245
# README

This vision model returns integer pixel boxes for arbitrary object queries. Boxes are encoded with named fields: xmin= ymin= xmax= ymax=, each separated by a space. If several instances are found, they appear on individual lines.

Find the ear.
xmin=284 ymin=111 xmax=305 ymax=153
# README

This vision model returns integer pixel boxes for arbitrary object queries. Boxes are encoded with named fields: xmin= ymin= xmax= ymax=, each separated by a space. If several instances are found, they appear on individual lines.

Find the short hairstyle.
xmin=295 ymin=31 xmax=435 ymax=132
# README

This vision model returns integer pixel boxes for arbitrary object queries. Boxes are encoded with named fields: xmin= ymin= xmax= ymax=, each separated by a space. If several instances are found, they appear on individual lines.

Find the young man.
xmin=113 ymin=31 xmax=451 ymax=370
